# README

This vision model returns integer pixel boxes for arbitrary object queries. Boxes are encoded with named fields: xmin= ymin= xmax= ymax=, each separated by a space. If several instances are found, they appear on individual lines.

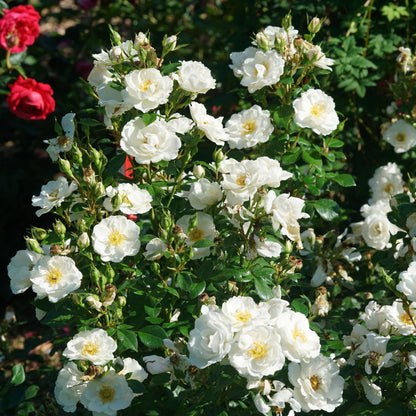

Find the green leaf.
xmin=188 ymin=281 xmax=206 ymax=299
xmin=291 ymin=299 xmax=309 ymax=316
xmin=312 ymin=199 xmax=339 ymax=221
xmin=78 ymin=118 xmax=102 ymax=127
xmin=10 ymin=364 xmax=25 ymax=386
xmin=116 ymin=328 xmax=138 ymax=352
xmin=138 ymin=325 xmax=167 ymax=348
xmin=142 ymin=113 xmax=157 ymax=126
xmin=302 ymin=150 xmax=322 ymax=170
xmin=105 ymin=153 xmax=126 ymax=176
xmin=254 ymin=277 xmax=273 ymax=300
xmin=24 ymin=385 xmax=39 ymax=400
xmin=387 ymin=335 xmax=409 ymax=353
xmin=332 ymin=173 xmax=356 ymax=187
xmin=192 ymin=238 xmax=214 ymax=248
xmin=0 ymin=1 xmax=9 ymax=9
xmin=127 ymin=379 xmax=146 ymax=394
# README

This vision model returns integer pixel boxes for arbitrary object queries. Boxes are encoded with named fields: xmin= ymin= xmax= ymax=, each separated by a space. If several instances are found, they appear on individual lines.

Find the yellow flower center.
xmin=248 ymin=341 xmax=268 ymax=360
xmin=242 ymin=120 xmax=256 ymax=135
xmin=81 ymin=341 xmax=99 ymax=356
xmin=383 ymin=183 xmax=394 ymax=195
xmin=140 ymin=79 xmax=153 ymax=92
xmin=396 ymin=133 xmax=406 ymax=142
xmin=98 ymin=385 xmax=115 ymax=403
xmin=108 ymin=230 xmax=126 ymax=246
xmin=236 ymin=174 xmax=247 ymax=186
xmin=189 ymin=227 xmax=204 ymax=242
xmin=46 ymin=268 xmax=62 ymax=285
xmin=234 ymin=311 xmax=252 ymax=322
xmin=400 ymin=312 xmax=413 ymax=325
xmin=310 ymin=103 xmax=325 ymax=118
xmin=292 ymin=328 xmax=307 ymax=342
xmin=57 ymin=135 xmax=70 ymax=146
xmin=309 ymin=374 xmax=321 ymax=391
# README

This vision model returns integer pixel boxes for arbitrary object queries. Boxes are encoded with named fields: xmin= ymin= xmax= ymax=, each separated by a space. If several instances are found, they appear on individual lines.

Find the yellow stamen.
xmin=400 ymin=312 xmax=413 ymax=325
xmin=236 ymin=175 xmax=247 ymax=186
xmin=234 ymin=311 xmax=252 ymax=322
xmin=396 ymin=133 xmax=406 ymax=142
xmin=98 ymin=385 xmax=115 ymax=403
xmin=310 ymin=103 xmax=325 ymax=118
xmin=81 ymin=341 xmax=99 ymax=357
xmin=46 ymin=268 xmax=62 ymax=285
xmin=140 ymin=79 xmax=153 ymax=92
xmin=292 ymin=328 xmax=307 ymax=342
xmin=309 ymin=374 xmax=321 ymax=391
xmin=242 ymin=120 xmax=256 ymax=134
xmin=248 ymin=342 xmax=267 ymax=360
xmin=189 ymin=228 xmax=204 ymax=242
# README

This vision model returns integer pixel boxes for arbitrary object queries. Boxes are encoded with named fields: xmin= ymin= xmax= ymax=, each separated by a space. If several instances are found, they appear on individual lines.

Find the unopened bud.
xmin=281 ymin=11 xmax=292 ymax=31
xmin=83 ymin=165 xmax=95 ymax=184
xmin=308 ymin=17 xmax=322 ymax=34
xmin=116 ymin=295 xmax=127 ymax=307
xmin=102 ymin=284 xmax=116 ymax=307
xmin=150 ymin=262 xmax=161 ymax=275
xmin=71 ymin=144 xmax=83 ymax=165
xmin=32 ymin=227 xmax=47 ymax=241
xmin=77 ymin=232 xmax=90 ymax=249
xmin=193 ymin=165 xmax=205 ymax=179
xmin=86 ymin=295 xmax=102 ymax=311
xmin=25 ymin=237 xmax=43 ymax=254
xmin=105 ymin=263 xmax=115 ymax=284
xmin=134 ymin=32 xmax=149 ymax=48
xmin=94 ymin=182 xmax=105 ymax=197
xmin=90 ymin=265 xmax=101 ymax=287
xmin=58 ymin=157 xmax=73 ymax=178
xmin=77 ymin=218 xmax=88 ymax=233
xmin=162 ymin=35 xmax=177 ymax=54
xmin=108 ymin=25 xmax=122 ymax=46
xmin=53 ymin=219 xmax=66 ymax=236
xmin=110 ymin=45 xmax=122 ymax=60
xmin=111 ymin=192 xmax=123 ymax=211
xmin=255 ymin=32 xmax=269 ymax=51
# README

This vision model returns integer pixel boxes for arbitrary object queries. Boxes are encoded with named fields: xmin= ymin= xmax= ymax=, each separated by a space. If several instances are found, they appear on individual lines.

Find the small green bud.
xmin=58 ymin=157 xmax=73 ymax=178
xmin=162 ymin=34 xmax=177 ymax=55
xmin=77 ymin=232 xmax=90 ymax=249
xmin=193 ymin=165 xmax=205 ymax=179
xmin=77 ymin=218 xmax=88 ymax=233
xmin=213 ymin=148 xmax=225 ymax=165
xmin=90 ymin=265 xmax=101 ymax=287
xmin=282 ymin=11 xmax=292 ymax=31
xmin=94 ymin=182 xmax=106 ymax=198
xmin=108 ymin=25 xmax=122 ymax=46
xmin=32 ymin=227 xmax=47 ymax=241
xmin=71 ymin=144 xmax=83 ymax=165
xmin=53 ymin=219 xmax=66 ymax=237
xmin=188 ymin=214 xmax=199 ymax=232
xmin=89 ymin=146 xmax=103 ymax=172
xmin=116 ymin=295 xmax=127 ymax=308
xmin=308 ymin=17 xmax=322 ymax=34
xmin=285 ymin=239 xmax=293 ymax=257
xmin=111 ymin=192 xmax=123 ymax=211
xmin=255 ymin=32 xmax=269 ymax=51
xmin=150 ymin=262 xmax=160 ymax=275
xmin=25 ymin=237 xmax=43 ymax=254
xmin=105 ymin=263 xmax=115 ymax=284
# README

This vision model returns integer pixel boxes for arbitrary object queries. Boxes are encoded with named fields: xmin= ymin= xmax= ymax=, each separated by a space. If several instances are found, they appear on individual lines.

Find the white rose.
xmin=44 ymin=113 xmax=76 ymax=161
xmin=187 ymin=178 xmax=223 ymax=210
xmin=63 ymin=328 xmax=117 ymax=365
xmin=368 ymin=162 xmax=403 ymax=203
xmin=188 ymin=305 xmax=233 ymax=368
xmin=225 ymin=105 xmax=274 ymax=149
xmin=228 ymin=324 xmax=285 ymax=379
xmin=384 ymin=300 xmax=416 ymax=335
xmin=229 ymin=47 xmax=257 ymax=78
xmin=289 ymin=355 xmax=344 ymax=413
xmin=96 ymin=83 xmax=131 ymax=120
xmin=255 ymin=156 xmax=292 ymax=188
xmin=103 ymin=183 xmax=152 ymax=215
xmin=32 ymin=176 xmax=78 ymax=217
xmin=383 ymin=119 xmax=416 ymax=153
xmin=118 ymin=357 xmax=148 ymax=383
xmin=122 ymin=68 xmax=173 ymax=112
xmin=397 ymin=261 xmax=416 ymax=302
xmin=30 ymin=255 xmax=82 ymax=303
xmin=144 ymin=238 xmax=168 ymax=260
xmin=240 ymin=49 xmax=285 ymax=93
xmin=120 ymin=117 xmax=181 ymax=164
xmin=189 ymin=101 xmax=229 ymax=146
xmin=7 ymin=249 xmax=43 ymax=294
xmin=91 ymin=215 xmax=141 ymax=263
xmin=293 ymin=88 xmax=339 ymax=136
xmin=361 ymin=212 xmax=393 ymax=250
xmin=172 ymin=60 xmax=216 ymax=95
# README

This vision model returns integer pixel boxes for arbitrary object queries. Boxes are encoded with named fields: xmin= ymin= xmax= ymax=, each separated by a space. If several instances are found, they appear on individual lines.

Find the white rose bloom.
xmin=166 ymin=113 xmax=193 ymax=135
xmin=289 ymin=355 xmax=344 ymax=413
xmin=397 ymin=262 xmax=416 ymax=302
xmin=189 ymin=101 xmax=229 ymax=146
xmin=229 ymin=47 xmax=257 ymax=78
xmin=360 ymin=301 xmax=391 ymax=335
xmin=63 ymin=328 xmax=117 ymax=365
xmin=96 ymin=84 xmax=131 ymax=120
xmin=122 ymin=68 xmax=173 ymax=112
xmin=383 ymin=119 xmax=416 ymax=153
xmin=384 ymin=300 xmax=416 ymax=335
xmin=368 ymin=162 xmax=403 ymax=203
xmin=240 ymin=49 xmax=285 ymax=93
xmin=120 ymin=117 xmax=181 ymax=164
xmin=228 ymin=324 xmax=285 ymax=379
xmin=87 ymin=62 xmax=114 ymax=88
xmin=253 ymin=236 xmax=282 ymax=258
xmin=293 ymin=89 xmax=339 ymax=136
xmin=276 ymin=311 xmax=321 ymax=363
xmin=54 ymin=362 xmax=87 ymax=412
xmin=172 ymin=60 xmax=216 ymax=95
xmin=219 ymin=158 xmax=262 ymax=205
xmin=80 ymin=370 xmax=134 ymax=415
xmin=361 ymin=213 xmax=394 ymax=251
xmin=7 ymin=249 xmax=43 ymax=294
xmin=264 ymin=191 xmax=309 ymax=243
xmin=144 ymin=238 xmax=168 ymax=260
xmin=188 ymin=305 xmax=233 ymax=368
xmin=221 ymin=296 xmax=270 ymax=332
xmin=92 ymin=215 xmax=141 ymax=263
xmin=225 ymin=105 xmax=274 ymax=149
xmin=262 ymin=297 xmax=291 ymax=324
xmin=103 ymin=183 xmax=152 ymax=215
xmin=407 ymin=213 xmax=416 ymax=237
xmin=255 ymin=156 xmax=293 ymax=188
xmin=44 ymin=113 xmax=76 ymax=161
xmin=118 ymin=357 xmax=148 ymax=383
xmin=30 ymin=255 xmax=82 ymax=303
xmin=301 ymin=42 xmax=334 ymax=71
xmin=176 ymin=213 xmax=217 ymax=259
xmin=187 ymin=178 xmax=223 ymax=210
xmin=32 ymin=176 xmax=78 ymax=217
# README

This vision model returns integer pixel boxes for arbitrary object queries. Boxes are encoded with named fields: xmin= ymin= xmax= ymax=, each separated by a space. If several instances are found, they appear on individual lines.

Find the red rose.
xmin=0 ymin=5 xmax=41 ymax=53
xmin=7 ymin=76 xmax=55 ymax=120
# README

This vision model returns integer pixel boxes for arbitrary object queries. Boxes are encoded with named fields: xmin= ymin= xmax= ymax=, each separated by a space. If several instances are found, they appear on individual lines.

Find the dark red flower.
xmin=7 ymin=76 xmax=55 ymax=120
xmin=0 ymin=5 xmax=41 ymax=53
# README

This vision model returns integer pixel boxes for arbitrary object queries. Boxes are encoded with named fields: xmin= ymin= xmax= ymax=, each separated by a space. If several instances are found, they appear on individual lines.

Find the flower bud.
xmin=134 ymin=32 xmax=149 ymax=48
xmin=77 ymin=218 xmax=88 ymax=233
xmin=105 ymin=263 xmax=116 ymax=284
xmin=108 ymin=25 xmax=122 ymax=46
xmin=83 ymin=165 xmax=96 ymax=184
xmin=71 ymin=144 xmax=83 ymax=165
xmin=102 ymin=284 xmax=116 ymax=307
xmin=111 ymin=192 xmax=123 ymax=211
xmin=53 ymin=219 xmax=66 ymax=237
xmin=58 ymin=157 xmax=74 ymax=178
xmin=193 ymin=165 xmax=205 ymax=179
xmin=308 ymin=17 xmax=322 ymax=34
xmin=213 ymin=148 xmax=225 ymax=165
xmin=116 ymin=295 xmax=127 ymax=308
xmin=86 ymin=294 xmax=102 ymax=311
xmin=77 ymin=232 xmax=90 ymax=249
xmin=32 ymin=227 xmax=47 ymax=241
xmin=281 ymin=12 xmax=292 ymax=31
xmin=94 ymin=182 xmax=106 ymax=197
xmin=90 ymin=265 xmax=101 ymax=287
xmin=150 ymin=262 xmax=160 ymax=275
xmin=162 ymin=35 xmax=177 ymax=54
xmin=25 ymin=237 xmax=43 ymax=254
xmin=255 ymin=32 xmax=269 ymax=51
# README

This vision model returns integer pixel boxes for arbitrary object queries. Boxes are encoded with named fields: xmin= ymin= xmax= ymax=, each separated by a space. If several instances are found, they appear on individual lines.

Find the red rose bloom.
xmin=7 ymin=76 xmax=55 ymax=120
xmin=0 ymin=5 xmax=41 ymax=53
